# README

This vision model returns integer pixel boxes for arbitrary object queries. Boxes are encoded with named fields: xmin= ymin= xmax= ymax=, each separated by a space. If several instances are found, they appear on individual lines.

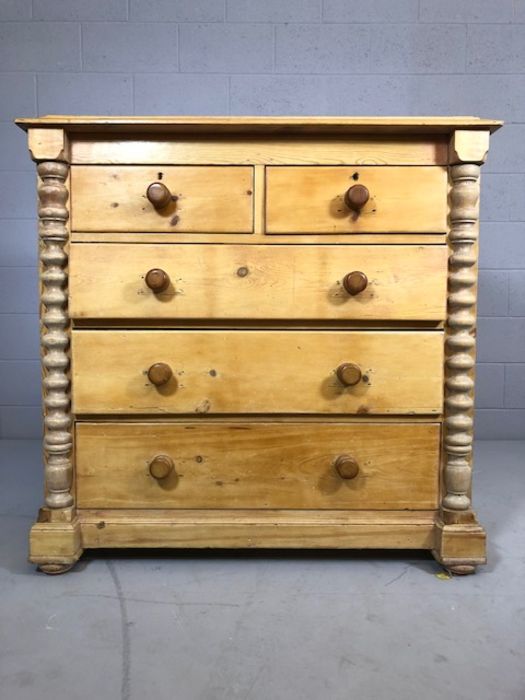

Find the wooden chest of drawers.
xmin=16 ymin=115 xmax=502 ymax=575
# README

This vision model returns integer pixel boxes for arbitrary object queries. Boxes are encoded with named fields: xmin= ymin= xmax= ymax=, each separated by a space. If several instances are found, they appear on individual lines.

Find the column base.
xmin=432 ymin=510 xmax=487 ymax=575
xmin=29 ymin=507 xmax=83 ymax=575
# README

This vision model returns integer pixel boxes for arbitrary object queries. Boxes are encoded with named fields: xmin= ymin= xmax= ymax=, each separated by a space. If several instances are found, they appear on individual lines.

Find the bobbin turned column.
xmin=26 ymin=129 xmax=82 ymax=574
xmin=433 ymin=130 xmax=490 ymax=575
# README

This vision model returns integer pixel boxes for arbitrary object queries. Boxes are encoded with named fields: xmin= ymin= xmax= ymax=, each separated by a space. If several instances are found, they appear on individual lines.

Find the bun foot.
xmin=37 ymin=562 xmax=75 ymax=575
xmin=445 ymin=564 xmax=476 ymax=576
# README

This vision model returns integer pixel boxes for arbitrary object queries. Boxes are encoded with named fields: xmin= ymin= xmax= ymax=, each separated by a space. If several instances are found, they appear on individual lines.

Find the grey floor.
xmin=0 ymin=440 xmax=523 ymax=700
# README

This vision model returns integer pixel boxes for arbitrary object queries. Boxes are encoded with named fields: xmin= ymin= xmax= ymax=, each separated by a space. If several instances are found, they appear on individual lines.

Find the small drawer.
xmin=70 ymin=165 xmax=254 ymax=233
xmin=75 ymin=422 xmax=440 ymax=510
xmin=266 ymin=166 xmax=447 ymax=234
xmin=71 ymin=330 xmax=444 ymax=415
xmin=69 ymin=243 xmax=448 ymax=322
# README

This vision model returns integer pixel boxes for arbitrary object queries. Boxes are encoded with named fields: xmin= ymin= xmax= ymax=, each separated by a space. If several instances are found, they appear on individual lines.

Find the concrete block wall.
xmin=0 ymin=0 xmax=524 ymax=439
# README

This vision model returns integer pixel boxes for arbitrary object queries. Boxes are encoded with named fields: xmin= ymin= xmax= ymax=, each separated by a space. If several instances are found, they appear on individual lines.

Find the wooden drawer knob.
xmin=145 ymin=268 xmax=170 ymax=293
xmin=146 ymin=181 xmax=172 ymax=210
xmin=147 ymin=362 xmax=173 ymax=386
xmin=344 ymin=184 xmax=369 ymax=212
xmin=149 ymin=454 xmax=174 ymax=480
xmin=336 ymin=362 xmax=362 ymax=387
xmin=343 ymin=271 xmax=368 ymax=296
xmin=334 ymin=454 xmax=359 ymax=480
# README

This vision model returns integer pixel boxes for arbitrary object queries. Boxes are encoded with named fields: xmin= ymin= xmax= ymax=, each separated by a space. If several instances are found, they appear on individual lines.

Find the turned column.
xmin=37 ymin=154 xmax=73 ymax=509
xmin=443 ymin=162 xmax=480 ymax=512
xmin=431 ymin=129 xmax=493 ymax=575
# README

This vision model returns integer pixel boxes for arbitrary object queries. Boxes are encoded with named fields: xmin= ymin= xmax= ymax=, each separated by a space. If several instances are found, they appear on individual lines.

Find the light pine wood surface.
xmin=15 ymin=117 xmax=500 ymax=574
xmin=75 ymin=422 xmax=440 ymax=510
xmin=71 ymin=231 xmax=448 ymax=245
xmin=16 ymin=115 xmax=503 ymax=134
xmin=266 ymin=166 xmax=447 ymax=234
xmin=70 ymin=136 xmax=449 ymax=166
xmin=71 ymin=165 xmax=254 ymax=233
xmin=79 ymin=509 xmax=437 ymax=550
xmin=69 ymin=243 xmax=448 ymax=322
xmin=71 ymin=329 xmax=444 ymax=415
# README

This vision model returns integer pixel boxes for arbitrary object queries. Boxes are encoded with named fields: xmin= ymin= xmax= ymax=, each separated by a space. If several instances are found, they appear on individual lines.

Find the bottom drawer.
xmin=76 ymin=422 xmax=440 ymax=510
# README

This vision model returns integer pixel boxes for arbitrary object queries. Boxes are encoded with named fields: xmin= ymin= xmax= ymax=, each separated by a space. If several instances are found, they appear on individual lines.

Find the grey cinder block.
xmin=33 ymin=0 xmax=128 ymax=21
xmin=0 ymin=0 xmax=32 ymax=20
xmin=481 ymin=174 xmax=525 ymax=222
xmin=38 ymin=73 xmax=133 ymax=116
xmin=0 ymin=73 xmax=36 ymax=121
xmin=0 ymin=21 xmax=81 ymax=71
xmin=369 ymin=24 xmax=466 ymax=74
xmin=0 ymin=405 xmax=42 ymax=439
xmin=180 ymin=23 xmax=273 ymax=73
xmin=323 ymin=0 xmax=418 ymax=23
xmin=484 ymin=125 xmax=525 ymax=174
xmin=420 ymin=0 xmax=514 ymax=23
xmin=0 ymin=360 xmax=42 ymax=404
xmin=0 ymin=267 xmax=38 ymax=313
xmin=509 ymin=271 xmax=525 ymax=317
xmin=475 ymin=363 xmax=505 ymax=408
xmin=0 ymin=219 xmax=37 ymax=267
xmin=275 ymin=24 xmax=370 ymax=74
xmin=131 ymin=0 xmax=224 ymax=22
xmin=230 ymin=75 xmax=330 ymax=115
xmin=228 ymin=0 xmax=321 ymax=22
xmin=134 ymin=74 xmax=229 ymax=115
xmin=82 ymin=22 xmax=178 ymax=72
xmin=467 ymin=25 xmax=525 ymax=74
xmin=409 ymin=75 xmax=523 ymax=122
xmin=0 ymin=172 xmax=37 ymax=219
xmin=479 ymin=223 xmax=525 ymax=269
xmin=0 ymin=123 xmax=33 ymax=171
xmin=515 ymin=0 xmax=525 ymax=21
xmin=477 ymin=318 xmax=525 ymax=362
xmin=478 ymin=270 xmax=509 ymax=317
xmin=475 ymin=409 xmax=525 ymax=440
xmin=0 ymin=314 xmax=40 ymax=360
xmin=504 ymin=364 xmax=525 ymax=408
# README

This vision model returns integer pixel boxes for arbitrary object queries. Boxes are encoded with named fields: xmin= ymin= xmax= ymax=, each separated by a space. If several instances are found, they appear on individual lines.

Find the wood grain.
xmin=16 ymin=114 xmax=500 ymax=571
xmin=71 ymin=330 xmax=444 ymax=415
xmin=449 ymin=130 xmax=490 ymax=164
xmin=266 ymin=166 xmax=447 ymax=234
xmin=76 ymin=421 xmax=440 ymax=510
xmin=70 ymin=136 xmax=449 ymax=166
xmin=71 ymin=231 xmax=448 ymax=245
xmin=70 ymin=165 xmax=253 ymax=233
xmin=69 ymin=243 xmax=448 ymax=322
xmin=16 ymin=115 xmax=503 ymax=135
xmin=79 ymin=509 xmax=437 ymax=549
xmin=29 ymin=128 xmax=69 ymax=162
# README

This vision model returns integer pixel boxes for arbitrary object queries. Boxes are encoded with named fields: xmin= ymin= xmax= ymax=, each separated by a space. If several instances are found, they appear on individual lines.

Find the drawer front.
xmin=266 ymin=166 xmax=447 ymax=234
xmin=71 ymin=330 xmax=444 ymax=415
xmin=69 ymin=243 xmax=448 ymax=322
xmin=70 ymin=165 xmax=254 ymax=233
xmin=76 ymin=422 xmax=440 ymax=510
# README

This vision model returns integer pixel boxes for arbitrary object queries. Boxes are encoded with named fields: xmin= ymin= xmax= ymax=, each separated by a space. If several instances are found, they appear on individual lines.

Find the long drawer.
xmin=70 ymin=165 xmax=254 ymax=233
xmin=75 ymin=422 xmax=440 ymax=510
xmin=266 ymin=166 xmax=447 ymax=234
xmin=69 ymin=243 xmax=448 ymax=322
xmin=71 ymin=330 xmax=444 ymax=415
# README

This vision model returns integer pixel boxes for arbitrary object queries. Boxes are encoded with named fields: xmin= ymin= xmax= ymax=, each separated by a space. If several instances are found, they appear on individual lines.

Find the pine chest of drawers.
xmin=15 ymin=115 xmax=502 ymax=575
